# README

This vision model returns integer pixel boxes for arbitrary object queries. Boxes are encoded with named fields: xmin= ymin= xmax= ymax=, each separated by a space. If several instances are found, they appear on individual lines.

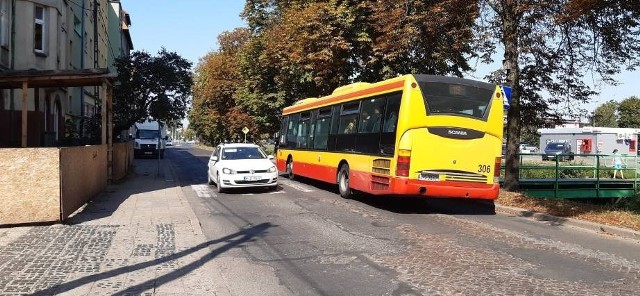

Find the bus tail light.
xmin=397 ymin=149 xmax=411 ymax=177
xmin=494 ymin=157 xmax=501 ymax=183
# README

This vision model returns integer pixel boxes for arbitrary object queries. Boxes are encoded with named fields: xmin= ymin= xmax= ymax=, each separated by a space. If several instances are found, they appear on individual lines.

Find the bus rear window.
xmin=419 ymin=82 xmax=494 ymax=119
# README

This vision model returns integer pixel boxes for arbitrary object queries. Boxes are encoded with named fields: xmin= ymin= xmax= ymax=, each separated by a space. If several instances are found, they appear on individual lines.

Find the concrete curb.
xmin=495 ymin=203 xmax=640 ymax=241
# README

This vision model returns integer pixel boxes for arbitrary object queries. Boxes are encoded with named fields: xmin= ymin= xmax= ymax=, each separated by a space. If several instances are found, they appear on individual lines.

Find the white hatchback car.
xmin=207 ymin=143 xmax=278 ymax=193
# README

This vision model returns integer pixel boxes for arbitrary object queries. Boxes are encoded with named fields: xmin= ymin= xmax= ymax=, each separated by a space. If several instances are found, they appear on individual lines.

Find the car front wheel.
xmin=216 ymin=175 xmax=225 ymax=194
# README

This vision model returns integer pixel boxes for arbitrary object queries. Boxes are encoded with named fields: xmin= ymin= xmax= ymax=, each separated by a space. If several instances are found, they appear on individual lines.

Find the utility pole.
xmin=157 ymin=120 xmax=162 ymax=177
xmin=93 ymin=0 xmax=100 ymax=143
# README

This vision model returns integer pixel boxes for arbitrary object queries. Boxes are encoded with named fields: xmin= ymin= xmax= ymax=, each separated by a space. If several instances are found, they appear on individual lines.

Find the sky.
xmin=120 ymin=0 xmax=246 ymax=66
xmin=120 ymin=0 xmax=637 ymax=114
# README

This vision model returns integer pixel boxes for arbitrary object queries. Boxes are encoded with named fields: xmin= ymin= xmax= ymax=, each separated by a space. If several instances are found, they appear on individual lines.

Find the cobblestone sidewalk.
xmin=0 ymin=159 xmax=232 ymax=296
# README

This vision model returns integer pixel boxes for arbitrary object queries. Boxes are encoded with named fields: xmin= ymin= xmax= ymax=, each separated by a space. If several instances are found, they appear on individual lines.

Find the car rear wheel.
xmin=338 ymin=164 xmax=352 ymax=199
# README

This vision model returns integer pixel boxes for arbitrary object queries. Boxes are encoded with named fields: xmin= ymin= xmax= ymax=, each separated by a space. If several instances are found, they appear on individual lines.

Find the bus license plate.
xmin=419 ymin=173 xmax=439 ymax=181
xmin=244 ymin=176 xmax=261 ymax=181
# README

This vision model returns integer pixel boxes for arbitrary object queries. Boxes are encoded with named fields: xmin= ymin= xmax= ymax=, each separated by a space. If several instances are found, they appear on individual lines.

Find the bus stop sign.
xmin=501 ymin=86 xmax=512 ymax=110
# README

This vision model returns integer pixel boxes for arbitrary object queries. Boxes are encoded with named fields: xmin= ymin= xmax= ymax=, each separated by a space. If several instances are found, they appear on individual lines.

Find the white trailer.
xmin=538 ymin=126 xmax=639 ymax=155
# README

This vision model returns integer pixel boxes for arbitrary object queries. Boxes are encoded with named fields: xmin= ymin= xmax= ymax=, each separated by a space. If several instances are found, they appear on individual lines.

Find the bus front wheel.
xmin=338 ymin=164 xmax=352 ymax=199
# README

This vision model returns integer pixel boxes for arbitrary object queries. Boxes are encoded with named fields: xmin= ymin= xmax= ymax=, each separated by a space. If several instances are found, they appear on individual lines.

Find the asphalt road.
xmin=166 ymin=144 xmax=640 ymax=295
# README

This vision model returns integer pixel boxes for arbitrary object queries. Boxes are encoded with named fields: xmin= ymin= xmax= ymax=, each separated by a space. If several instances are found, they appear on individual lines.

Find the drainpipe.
xmin=93 ymin=0 xmax=99 ymax=143
xmin=93 ymin=0 xmax=98 ymax=69
xmin=80 ymin=0 xmax=85 ymax=139
xmin=9 ymin=0 xmax=15 ymax=146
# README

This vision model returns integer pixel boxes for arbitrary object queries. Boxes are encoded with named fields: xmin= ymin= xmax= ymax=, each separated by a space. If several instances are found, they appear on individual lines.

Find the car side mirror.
xmin=268 ymin=155 xmax=274 ymax=160
xmin=210 ymin=156 xmax=218 ymax=162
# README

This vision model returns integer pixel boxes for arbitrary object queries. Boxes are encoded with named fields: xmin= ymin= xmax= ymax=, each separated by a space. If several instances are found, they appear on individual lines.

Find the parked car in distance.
xmin=542 ymin=142 xmax=573 ymax=161
xmin=166 ymin=138 xmax=173 ymax=146
xmin=207 ymin=143 xmax=278 ymax=193
xmin=519 ymin=143 xmax=538 ymax=153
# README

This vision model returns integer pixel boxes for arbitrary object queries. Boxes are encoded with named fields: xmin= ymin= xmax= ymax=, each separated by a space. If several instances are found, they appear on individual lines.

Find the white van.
xmin=131 ymin=120 xmax=167 ymax=158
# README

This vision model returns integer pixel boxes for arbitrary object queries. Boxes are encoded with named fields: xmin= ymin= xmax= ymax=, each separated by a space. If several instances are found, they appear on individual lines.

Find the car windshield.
xmin=137 ymin=129 xmax=160 ymax=139
xmin=546 ymin=143 xmax=565 ymax=150
xmin=222 ymin=147 xmax=266 ymax=160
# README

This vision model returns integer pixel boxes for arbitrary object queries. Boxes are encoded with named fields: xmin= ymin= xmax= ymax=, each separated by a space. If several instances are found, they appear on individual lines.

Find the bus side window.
xmin=314 ymin=108 xmax=332 ymax=150
xmin=306 ymin=110 xmax=316 ymax=149
xmin=335 ymin=101 xmax=360 ymax=152
xmin=339 ymin=116 xmax=358 ymax=134
xmin=327 ymin=106 xmax=341 ymax=151
xmin=298 ymin=112 xmax=311 ymax=148
xmin=380 ymin=93 xmax=402 ymax=155
xmin=286 ymin=114 xmax=300 ymax=147
xmin=383 ymin=94 xmax=401 ymax=133
xmin=279 ymin=116 xmax=289 ymax=147
xmin=359 ymin=97 xmax=385 ymax=133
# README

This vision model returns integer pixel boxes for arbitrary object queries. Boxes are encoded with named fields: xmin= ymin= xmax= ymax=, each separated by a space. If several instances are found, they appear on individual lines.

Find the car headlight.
xmin=222 ymin=168 xmax=235 ymax=174
xmin=268 ymin=166 xmax=276 ymax=173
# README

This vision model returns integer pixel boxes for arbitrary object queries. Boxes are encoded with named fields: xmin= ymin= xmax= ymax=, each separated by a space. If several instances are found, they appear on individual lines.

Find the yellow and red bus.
xmin=276 ymin=74 xmax=504 ymax=200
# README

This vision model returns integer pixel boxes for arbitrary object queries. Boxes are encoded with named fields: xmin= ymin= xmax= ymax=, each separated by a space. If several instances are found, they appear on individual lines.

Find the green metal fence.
xmin=501 ymin=153 xmax=639 ymax=199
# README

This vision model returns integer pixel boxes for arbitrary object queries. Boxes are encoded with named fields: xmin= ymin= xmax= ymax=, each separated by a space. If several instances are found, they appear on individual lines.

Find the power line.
xmin=98 ymin=13 xmax=120 ymax=63
xmin=67 ymin=0 xmax=93 ymax=12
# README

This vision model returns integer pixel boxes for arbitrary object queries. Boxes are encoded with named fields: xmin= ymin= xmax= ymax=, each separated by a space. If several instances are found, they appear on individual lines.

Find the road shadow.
xmin=30 ymin=222 xmax=273 ymax=295
xmin=65 ymin=158 xmax=178 ymax=224
xmin=351 ymin=194 xmax=496 ymax=215
xmin=288 ymin=175 xmax=496 ymax=215
xmin=166 ymin=147 xmax=211 ymax=186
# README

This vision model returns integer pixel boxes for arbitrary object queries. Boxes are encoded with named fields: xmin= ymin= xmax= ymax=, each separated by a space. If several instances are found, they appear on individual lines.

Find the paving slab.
xmin=0 ymin=159 xmax=227 ymax=295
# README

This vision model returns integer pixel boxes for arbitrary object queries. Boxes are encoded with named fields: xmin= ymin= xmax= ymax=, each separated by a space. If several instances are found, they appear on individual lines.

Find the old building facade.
xmin=0 ymin=0 xmax=133 ymax=147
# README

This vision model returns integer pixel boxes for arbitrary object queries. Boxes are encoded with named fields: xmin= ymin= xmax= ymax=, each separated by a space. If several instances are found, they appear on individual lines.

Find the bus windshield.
xmin=418 ymin=82 xmax=494 ymax=120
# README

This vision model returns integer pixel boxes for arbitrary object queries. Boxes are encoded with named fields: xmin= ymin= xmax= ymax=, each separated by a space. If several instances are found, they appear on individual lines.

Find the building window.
xmin=34 ymin=6 xmax=46 ymax=53
xmin=84 ymin=102 xmax=95 ymax=117
xmin=0 ymin=0 xmax=8 ymax=47
xmin=74 ymin=15 xmax=81 ymax=36
xmin=53 ymin=100 xmax=61 ymax=140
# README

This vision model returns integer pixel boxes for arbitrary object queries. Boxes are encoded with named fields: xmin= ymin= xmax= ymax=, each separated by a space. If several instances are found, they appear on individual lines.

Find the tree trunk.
xmin=501 ymin=1 xmax=521 ymax=192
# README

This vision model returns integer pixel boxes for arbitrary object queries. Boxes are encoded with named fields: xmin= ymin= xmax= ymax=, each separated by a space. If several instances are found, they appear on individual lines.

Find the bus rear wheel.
xmin=286 ymin=158 xmax=295 ymax=180
xmin=338 ymin=164 xmax=352 ymax=199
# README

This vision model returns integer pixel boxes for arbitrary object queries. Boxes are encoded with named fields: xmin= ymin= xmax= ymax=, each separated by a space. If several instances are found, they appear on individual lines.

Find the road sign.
xmin=242 ymin=127 xmax=249 ymax=143
xmin=501 ymin=86 xmax=511 ymax=110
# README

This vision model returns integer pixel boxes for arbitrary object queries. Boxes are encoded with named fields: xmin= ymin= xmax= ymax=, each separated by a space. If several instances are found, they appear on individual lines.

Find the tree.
xmin=189 ymin=29 xmax=255 ymax=145
xmin=617 ymin=96 xmax=640 ymax=128
xmin=183 ymin=126 xmax=196 ymax=141
xmin=235 ymin=0 xmax=480 ymax=136
xmin=592 ymin=100 xmax=619 ymax=127
xmin=356 ymin=0 xmax=480 ymax=80
xmin=236 ymin=1 xmax=358 ymax=137
xmin=112 ymin=49 xmax=193 ymax=137
xmin=477 ymin=1 xmax=640 ymax=191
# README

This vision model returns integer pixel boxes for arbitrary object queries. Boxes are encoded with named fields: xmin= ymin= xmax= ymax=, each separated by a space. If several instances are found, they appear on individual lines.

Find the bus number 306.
xmin=478 ymin=165 xmax=491 ymax=173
